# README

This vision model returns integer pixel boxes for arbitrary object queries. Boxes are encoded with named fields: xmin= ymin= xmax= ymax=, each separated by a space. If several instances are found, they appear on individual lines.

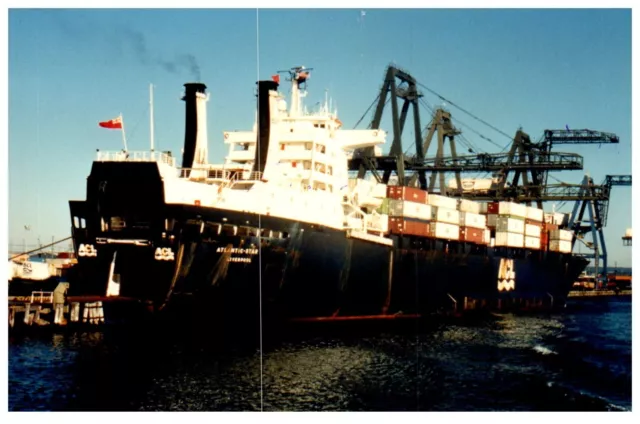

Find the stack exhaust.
xmin=181 ymin=83 xmax=209 ymax=176
xmin=253 ymin=80 xmax=279 ymax=175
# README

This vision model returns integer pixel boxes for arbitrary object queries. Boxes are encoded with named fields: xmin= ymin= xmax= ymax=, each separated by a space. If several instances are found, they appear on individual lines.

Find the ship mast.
xmin=281 ymin=66 xmax=312 ymax=116
xmin=150 ymin=83 xmax=155 ymax=152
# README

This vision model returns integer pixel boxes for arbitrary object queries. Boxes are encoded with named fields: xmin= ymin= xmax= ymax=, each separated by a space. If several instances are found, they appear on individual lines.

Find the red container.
xmin=540 ymin=231 xmax=549 ymax=251
xmin=386 ymin=186 xmax=428 ymax=203
xmin=459 ymin=226 xmax=485 ymax=244
xmin=486 ymin=202 xmax=499 ymax=214
xmin=524 ymin=219 xmax=544 ymax=228
xmin=544 ymin=223 xmax=559 ymax=232
xmin=389 ymin=217 xmax=429 ymax=236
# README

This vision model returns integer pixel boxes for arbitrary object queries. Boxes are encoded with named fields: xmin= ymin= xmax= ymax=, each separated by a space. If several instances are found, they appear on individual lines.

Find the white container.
xmin=487 ymin=214 xmax=498 ymax=227
xmin=526 ymin=206 xmax=544 ymax=222
xmin=554 ymin=213 xmax=568 ymax=226
xmin=550 ymin=229 xmax=573 ymax=241
xmin=427 ymin=194 xmax=458 ymax=210
xmin=524 ymin=236 xmax=541 ymax=250
xmin=495 ymin=232 xmax=524 ymax=247
xmin=369 ymin=213 xmax=389 ymax=233
xmin=497 ymin=201 xmax=527 ymax=218
xmin=544 ymin=213 xmax=554 ymax=224
xmin=431 ymin=207 xmax=460 ymax=225
xmin=495 ymin=216 xmax=525 ymax=234
xmin=549 ymin=240 xmax=572 ymax=253
xmin=484 ymin=229 xmax=491 ymax=244
xmin=490 ymin=237 xmax=495 ymax=247
xmin=458 ymin=198 xmax=481 ymax=214
xmin=371 ymin=183 xmax=389 ymax=199
xmin=429 ymin=222 xmax=460 ymax=240
xmin=389 ymin=199 xmax=432 ymax=220
xmin=525 ymin=223 xmax=541 ymax=238
xmin=459 ymin=211 xmax=487 ymax=229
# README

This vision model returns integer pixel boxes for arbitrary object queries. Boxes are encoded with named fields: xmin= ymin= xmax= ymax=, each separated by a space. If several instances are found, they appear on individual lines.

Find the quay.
xmin=568 ymin=289 xmax=631 ymax=298
xmin=8 ymin=290 xmax=153 ymax=330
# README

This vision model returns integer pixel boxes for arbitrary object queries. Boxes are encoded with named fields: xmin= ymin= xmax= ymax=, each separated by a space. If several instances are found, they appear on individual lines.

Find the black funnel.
xmin=182 ymin=82 xmax=207 ymax=172
xmin=253 ymin=80 xmax=279 ymax=175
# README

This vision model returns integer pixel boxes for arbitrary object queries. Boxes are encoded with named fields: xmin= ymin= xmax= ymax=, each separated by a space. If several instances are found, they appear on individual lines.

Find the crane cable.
xmin=416 ymin=81 xmax=513 ymax=147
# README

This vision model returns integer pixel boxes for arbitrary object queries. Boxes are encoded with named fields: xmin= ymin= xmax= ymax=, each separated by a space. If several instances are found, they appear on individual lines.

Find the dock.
xmin=568 ymin=289 xmax=631 ymax=298
xmin=8 ymin=291 xmax=153 ymax=330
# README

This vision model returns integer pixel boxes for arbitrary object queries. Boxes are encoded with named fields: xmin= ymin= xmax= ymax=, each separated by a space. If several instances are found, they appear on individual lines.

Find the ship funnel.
xmin=253 ymin=80 xmax=279 ymax=175
xmin=181 ymin=82 xmax=209 ymax=174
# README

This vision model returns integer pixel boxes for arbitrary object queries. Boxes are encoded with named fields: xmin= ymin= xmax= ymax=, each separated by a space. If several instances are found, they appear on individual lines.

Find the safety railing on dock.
xmin=96 ymin=150 xmax=176 ymax=167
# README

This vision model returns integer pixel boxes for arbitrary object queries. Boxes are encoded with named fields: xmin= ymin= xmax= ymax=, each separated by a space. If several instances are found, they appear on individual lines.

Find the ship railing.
xmin=96 ymin=150 xmax=176 ymax=167
xmin=178 ymin=168 xmax=264 ymax=188
xmin=30 ymin=291 xmax=54 ymax=304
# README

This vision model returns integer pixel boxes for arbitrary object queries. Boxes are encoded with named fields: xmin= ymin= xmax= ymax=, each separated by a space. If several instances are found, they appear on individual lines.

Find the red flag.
xmin=99 ymin=116 xmax=123 ymax=129
xmin=272 ymin=74 xmax=280 ymax=84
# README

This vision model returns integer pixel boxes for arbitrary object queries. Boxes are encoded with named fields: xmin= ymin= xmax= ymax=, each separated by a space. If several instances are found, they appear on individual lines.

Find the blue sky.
xmin=6 ymin=8 xmax=632 ymax=266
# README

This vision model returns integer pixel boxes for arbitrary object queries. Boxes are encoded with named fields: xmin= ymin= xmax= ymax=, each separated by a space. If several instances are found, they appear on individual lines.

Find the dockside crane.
xmin=349 ymin=64 xmax=627 ymax=248
xmin=568 ymin=174 xmax=631 ymax=280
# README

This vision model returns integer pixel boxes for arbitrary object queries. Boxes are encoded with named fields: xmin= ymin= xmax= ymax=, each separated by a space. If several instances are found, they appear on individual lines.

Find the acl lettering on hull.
xmin=215 ymin=247 xmax=259 ymax=255
xmin=497 ymin=258 xmax=516 ymax=292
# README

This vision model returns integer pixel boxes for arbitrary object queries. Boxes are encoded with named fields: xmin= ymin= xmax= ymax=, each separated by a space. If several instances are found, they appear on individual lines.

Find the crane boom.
xmin=541 ymin=129 xmax=620 ymax=145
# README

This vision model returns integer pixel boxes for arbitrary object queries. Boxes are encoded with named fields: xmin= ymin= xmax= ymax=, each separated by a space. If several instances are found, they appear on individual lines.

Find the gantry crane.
xmin=568 ymin=175 xmax=631 ymax=280
xmin=349 ymin=65 xmax=628 ymax=278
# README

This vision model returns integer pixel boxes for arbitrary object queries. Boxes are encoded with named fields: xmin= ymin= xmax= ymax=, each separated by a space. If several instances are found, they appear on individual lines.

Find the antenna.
xmin=150 ymin=83 xmax=155 ymax=152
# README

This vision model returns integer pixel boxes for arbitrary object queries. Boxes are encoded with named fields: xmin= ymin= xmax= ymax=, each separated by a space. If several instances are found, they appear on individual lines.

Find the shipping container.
xmin=431 ymin=206 xmax=460 ymax=225
xmin=554 ymin=213 xmax=569 ymax=227
xmin=368 ymin=213 xmax=389 ymax=233
xmin=525 ymin=206 xmax=544 ymax=222
xmin=544 ymin=223 xmax=559 ymax=232
xmin=495 ymin=216 xmax=525 ymax=234
xmin=525 ymin=223 xmax=541 ymax=238
xmin=495 ymin=232 xmax=524 ymax=247
xmin=487 ymin=201 xmax=527 ymax=218
xmin=376 ymin=198 xmax=391 ymax=215
xmin=487 ymin=214 xmax=498 ymax=228
xmin=458 ymin=198 xmax=481 ymax=214
xmin=544 ymin=213 xmax=554 ymax=225
xmin=550 ymin=229 xmax=573 ymax=241
xmin=459 ymin=226 xmax=485 ymax=243
xmin=525 ymin=218 xmax=544 ymax=227
xmin=524 ymin=236 xmax=541 ymax=250
xmin=540 ymin=231 xmax=549 ymax=251
xmin=484 ymin=228 xmax=491 ymax=244
xmin=549 ymin=239 xmax=572 ymax=253
xmin=428 ymin=222 xmax=460 ymax=240
xmin=490 ymin=237 xmax=496 ymax=247
xmin=388 ymin=199 xmax=432 ymax=220
xmin=427 ymin=193 xmax=458 ymax=210
xmin=386 ymin=186 xmax=428 ymax=203
xmin=371 ymin=183 xmax=388 ymax=199
xmin=388 ymin=217 xmax=430 ymax=236
xmin=459 ymin=211 xmax=487 ymax=229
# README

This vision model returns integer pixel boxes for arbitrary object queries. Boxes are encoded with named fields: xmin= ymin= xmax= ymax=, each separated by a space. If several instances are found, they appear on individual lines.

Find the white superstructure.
xmin=94 ymin=67 xmax=389 ymax=232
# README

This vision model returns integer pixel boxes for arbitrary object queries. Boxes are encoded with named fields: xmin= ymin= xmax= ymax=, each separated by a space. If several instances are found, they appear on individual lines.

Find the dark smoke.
xmin=120 ymin=27 xmax=202 ymax=81
xmin=48 ymin=13 xmax=202 ymax=81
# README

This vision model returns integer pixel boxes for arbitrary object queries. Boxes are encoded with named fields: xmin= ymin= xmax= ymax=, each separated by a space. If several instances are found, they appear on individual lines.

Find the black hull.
xmin=69 ymin=202 xmax=589 ymax=319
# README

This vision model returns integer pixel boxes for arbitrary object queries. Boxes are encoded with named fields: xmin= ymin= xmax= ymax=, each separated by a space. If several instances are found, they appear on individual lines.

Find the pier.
xmin=8 ymin=293 xmax=153 ymax=330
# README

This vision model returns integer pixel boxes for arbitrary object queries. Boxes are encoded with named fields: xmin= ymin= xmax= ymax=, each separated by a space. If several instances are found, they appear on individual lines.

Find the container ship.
xmin=68 ymin=66 xmax=589 ymax=320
